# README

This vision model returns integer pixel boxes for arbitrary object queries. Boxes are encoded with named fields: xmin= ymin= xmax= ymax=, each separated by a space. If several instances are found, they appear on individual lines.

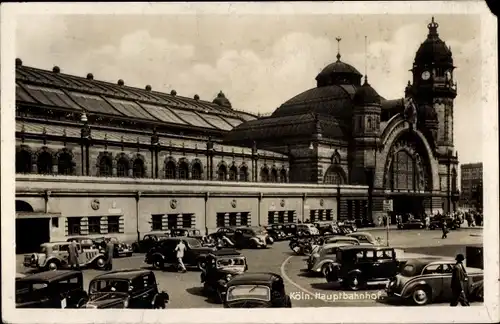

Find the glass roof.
xmin=200 ymin=114 xmax=233 ymax=130
xmin=223 ymin=117 xmax=243 ymax=127
xmin=139 ymin=103 xmax=187 ymax=125
xmin=170 ymin=109 xmax=216 ymax=128
xmin=16 ymin=84 xmax=37 ymax=103
xmin=69 ymin=92 xmax=122 ymax=115
xmin=22 ymin=84 xmax=82 ymax=110
xmin=106 ymin=98 xmax=158 ymax=120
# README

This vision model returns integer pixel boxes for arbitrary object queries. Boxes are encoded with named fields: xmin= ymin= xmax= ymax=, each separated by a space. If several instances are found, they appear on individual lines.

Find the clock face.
xmin=421 ymin=71 xmax=431 ymax=80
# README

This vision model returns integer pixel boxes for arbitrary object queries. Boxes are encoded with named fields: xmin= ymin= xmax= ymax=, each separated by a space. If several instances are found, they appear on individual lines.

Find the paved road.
xmin=17 ymin=228 xmax=482 ymax=308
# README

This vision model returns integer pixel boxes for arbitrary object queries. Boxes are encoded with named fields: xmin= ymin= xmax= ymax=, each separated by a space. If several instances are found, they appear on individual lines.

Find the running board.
xmin=366 ymin=280 xmax=390 ymax=285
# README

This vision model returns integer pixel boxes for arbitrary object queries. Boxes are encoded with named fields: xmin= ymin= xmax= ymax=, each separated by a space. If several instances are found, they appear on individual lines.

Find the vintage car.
xmin=200 ymin=249 xmax=248 ymax=301
xmin=265 ymin=224 xmax=288 ymax=242
xmin=306 ymin=242 xmax=358 ymax=276
xmin=131 ymin=233 xmax=170 ymax=253
xmin=385 ymin=258 xmax=484 ymax=305
xmin=232 ymin=226 xmax=269 ymax=249
xmin=280 ymin=223 xmax=298 ymax=239
xmin=84 ymin=269 xmax=169 ymax=309
xmin=398 ymin=219 xmax=425 ymax=230
xmin=428 ymin=216 xmax=459 ymax=230
xmin=23 ymin=242 xmax=106 ymax=271
xmin=338 ymin=220 xmax=357 ymax=232
xmin=296 ymin=223 xmax=320 ymax=236
xmin=309 ymin=236 xmax=360 ymax=257
xmin=325 ymin=245 xmax=399 ymax=290
xmin=346 ymin=232 xmax=379 ymax=245
xmin=171 ymin=228 xmax=204 ymax=240
xmin=93 ymin=237 xmax=133 ymax=258
xmin=66 ymin=237 xmax=95 ymax=249
xmin=314 ymin=221 xmax=338 ymax=236
xmin=223 ymin=272 xmax=292 ymax=308
xmin=16 ymin=270 xmax=88 ymax=308
xmin=145 ymin=237 xmax=215 ymax=270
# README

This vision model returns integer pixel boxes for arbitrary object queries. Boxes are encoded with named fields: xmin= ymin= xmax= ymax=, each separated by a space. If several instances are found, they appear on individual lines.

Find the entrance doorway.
xmin=391 ymin=196 xmax=425 ymax=223
xmin=16 ymin=218 xmax=50 ymax=254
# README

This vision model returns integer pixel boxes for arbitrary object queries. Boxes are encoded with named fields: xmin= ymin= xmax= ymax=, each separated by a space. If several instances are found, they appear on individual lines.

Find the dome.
xmin=213 ymin=91 xmax=232 ymax=108
xmin=315 ymin=53 xmax=363 ymax=87
xmin=414 ymin=17 xmax=453 ymax=66
xmin=353 ymin=78 xmax=381 ymax=106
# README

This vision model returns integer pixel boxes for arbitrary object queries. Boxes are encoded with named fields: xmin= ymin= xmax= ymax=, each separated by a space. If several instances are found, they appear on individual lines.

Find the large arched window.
xmin=229 ymin=165 xmax=238 ymax=181
xmin=117 ymin=157 xmax=129 ymax=177
xmin=239 ymin=166 xmax=248 ymax=182
xmin=133 ymin=158 xmax=145 ymax=178
xmin=58 ymin=152 xmax=74 ymax=175
xmin=324 ymin=166 xmax=344 ymax=184
xmin=270 ymin=168 xmax=278 ymax=183
xmin=165 ymin=161 xmax=176 ymax=179
xmin=260 ymin=167 xmax=270 ymax=182
xmin=192 ymin=162 xmax=202 ymax=180
xmin=16 ymin=149 xmax=32 ymax=173
xmin=99 ymin=156 xmax=113 ymax=177
xmin=218 ymin=164 xmax=227 ymax=181
xmin=280 ymin=169 xmax=287 ymax=183
xmin=37 ymin=151 xmax=53 ymax=174
xmin=178 ymin=162 xmax=189 ymax=180
xmin=390 ymin=150 xmax=415 ymax=190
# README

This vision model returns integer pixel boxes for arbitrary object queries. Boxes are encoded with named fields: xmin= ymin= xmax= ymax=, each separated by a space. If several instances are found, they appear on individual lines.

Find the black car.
xmin=325 ymin=245 xmax=399 ymax=290
xmin=200 ymin=249 xmax=248 ymax=302
xmin=170 ymin=228 xmax=204 ymax=240
xmin=223 ymin=272 xmax=292 ymax=308
xmin=66 ymin=237 xmax=95 ymax=249
xmin=93 ymin=237 xmax=133 ymax=258
xmin=145 ymin=237 xmax=215 ymax=270
xmin=16 ymin=270 xmax=88 ymax=308
xmin=429 ymin=216 xmax=460 ymax=230
xmin=265 ymin=224 xmax=287 ymax=242
xmin=398 ymin=219 xmax=425 ymax=229
xmin=131 ymin=233 xmax=169 ymax=253
xmin=232 ymin=226 xmax=268 ymax=249
xmin=84 ymin=269 xmax=169 ymax=309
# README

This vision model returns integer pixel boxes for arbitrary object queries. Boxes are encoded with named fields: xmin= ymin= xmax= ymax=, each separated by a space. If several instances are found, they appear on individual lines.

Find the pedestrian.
xmin=175 ymin=239 xmax=187 ymax=273
xmin=450 ymin=254 xmax=470 ymax=306
xmin=104 ymin=239 xmax=114 ymax=271
xmin=68 ymin=240 xmax=80 ymax=270
xmin=441 ymin=220 xmax=448 ymax=239
xmin=425 ymin=214 xmax=430 ymax=229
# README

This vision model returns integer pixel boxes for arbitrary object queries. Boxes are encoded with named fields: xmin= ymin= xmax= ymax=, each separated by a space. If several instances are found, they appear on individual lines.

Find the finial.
xmin=427 ymin=16 xmax=439 ymax=37
xmin=364 ymin=35 xmax=368 ymax=83
xmin=218 ymin=91 xmax=224 ymax=98
xmin=335 ymin=37 xmax=342 ymax=61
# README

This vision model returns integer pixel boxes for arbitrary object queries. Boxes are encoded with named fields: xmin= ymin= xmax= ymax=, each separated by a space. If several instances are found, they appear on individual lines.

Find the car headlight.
xmin=226 ymin=274 xmax=232 ymax=281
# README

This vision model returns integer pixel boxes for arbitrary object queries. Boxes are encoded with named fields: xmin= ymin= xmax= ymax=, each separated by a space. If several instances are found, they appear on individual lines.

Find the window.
xmin=108 ymin=216 xmax=120 ymax=233
xmin=391 ymin=150 xmax=415 ymax=191
xmin=324 ymin=166 xmax=344 ymax=184
xmin=422 ymin=264 xmax=441 ymax=275
xmin=287 ymin=211 xmax=295 ymax=223
xmin=58 ymin=152 xmax=73 ymax=175
xmin=165 ymin=161 xmax=176 ymax=179
xmin=167 ymin=214 xmax=178 ymax=229
xmin=261 ymin=168 xmax=269 ymax=182
xmin=239 ymin=166 xmax=248 ymax=182
xmin=229 ymin=166 xmax=238 ymax=181
xmin=88 ymin=217 xmax=101 ymax=234
xmin=278 ymin=211 xmax=285 ymax=224
xmin=151 ymin=214 xmax=163 ymax=231
xmin=229 ymin=213 xmax=237 ymax=226
xmin=317 ymin=210 xmax=324 ymax=221
xmin=240 ymin=212 xmax=249 ymax=226
xmin=16 ymin=149 xmax=32 ymax=173
xmin=216 ymin=213 xmax=225 ymax=227
xmin=218 ymin=165 xmax=227 ymax=181
xmin=133 ymin=159 xmax=145 ymax=178
xmin=182 ymin=214 xmax=193 ymax=228
xmin=377 ymin=250 xmax=393 ymax=259
xmin=267 ymin=212 xmax=275 ymax=224
xmin=367 ymin=117 xmax=372 ymax=130
xmin=310 ymin=210 xmax=316 ymax=222
xmin=67 ymin=217 xmax=81 ymax=235
xmin=99 ymin=156 xmax=113 ymax=177
xmin=52 ymin=217 xmax=59 ymax=228
xmin=37 ymin=151 xmax=53 ymax=174
xmin=179 ymin=162 xmax=189 ymax=180
xmin=325 ymin=209 xmax=332 ymax=221
xmin=117 ymin=157 xmax=129 ymax=177
xmin=192 ymin=162 xmax=202 ymax=180
xmin=280 ymin=169 xmax=287 ymax=183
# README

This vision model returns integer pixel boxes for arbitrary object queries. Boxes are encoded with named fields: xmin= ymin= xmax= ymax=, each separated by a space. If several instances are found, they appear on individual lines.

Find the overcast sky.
xmin=16 ymin=13 xmax=481 ymax=164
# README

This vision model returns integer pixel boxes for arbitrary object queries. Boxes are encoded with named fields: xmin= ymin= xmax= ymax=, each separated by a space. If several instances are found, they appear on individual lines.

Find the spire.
xmin=427 ymin=16 xmax=439 ymax=38
xmin=335 ymin=37 xmax=342 ymax=61
xmin=364 ymin=35 xmax=368 ymax=84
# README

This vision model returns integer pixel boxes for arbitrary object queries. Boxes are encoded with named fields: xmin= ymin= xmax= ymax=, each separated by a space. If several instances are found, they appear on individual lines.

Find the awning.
xmin=16 ymin=212 xmax=62 ymax=219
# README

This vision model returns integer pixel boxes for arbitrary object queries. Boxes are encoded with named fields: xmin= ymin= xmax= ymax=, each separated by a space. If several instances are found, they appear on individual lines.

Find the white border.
xmin=1 ymin=1 xmax=498 ymax=323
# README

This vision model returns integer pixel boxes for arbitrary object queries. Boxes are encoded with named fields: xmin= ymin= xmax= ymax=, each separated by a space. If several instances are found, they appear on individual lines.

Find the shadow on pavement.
xmin=185 ymin=287 xmax=220 ymax=305
xmin=297 ymin=271 xmax=319 ymax=278
xmin=310 ymin=282 xmax=341 ymax=291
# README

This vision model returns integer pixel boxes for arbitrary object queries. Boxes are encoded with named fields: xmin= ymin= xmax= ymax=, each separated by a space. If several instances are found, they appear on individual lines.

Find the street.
xmin=16 ymin=228 xmax=483 ymax=308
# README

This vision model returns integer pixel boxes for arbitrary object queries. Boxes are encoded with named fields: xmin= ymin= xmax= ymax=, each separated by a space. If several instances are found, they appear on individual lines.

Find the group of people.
xmin=67 ymin=239 xmax=115 ymax=271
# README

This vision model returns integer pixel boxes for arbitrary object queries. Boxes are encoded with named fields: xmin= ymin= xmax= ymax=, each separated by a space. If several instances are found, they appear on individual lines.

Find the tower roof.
xmin=414 ymin=17 xmax=453 ymax=66
xmin=353 ymin=78 xmax=381 ymax=105
xmin=212 ymin=90 xmax=232 ymax=108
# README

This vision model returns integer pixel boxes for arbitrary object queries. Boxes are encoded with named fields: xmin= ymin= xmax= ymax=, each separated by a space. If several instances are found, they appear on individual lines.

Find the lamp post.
xmin=80 ymin=113 xmax=91 ymax=176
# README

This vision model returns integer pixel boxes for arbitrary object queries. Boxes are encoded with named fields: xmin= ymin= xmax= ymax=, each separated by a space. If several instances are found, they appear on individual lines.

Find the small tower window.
xmin=367 ymin=117 xmax=372 ymax=130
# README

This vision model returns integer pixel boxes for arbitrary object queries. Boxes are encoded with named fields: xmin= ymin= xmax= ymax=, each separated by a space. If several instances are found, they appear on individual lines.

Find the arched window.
xmin=16 ymin=149 xmax=32 ymax=173
xmin=367 ymin=117 xmax=372 ymax=130
xmin=390 ymin=150 xmax=415 ymax=190
xmin=192 ymin=162 xmax=202 ymax=180
xmin=165 ymin=161 xmax=176 ymax=179
xmin=229 ymin=165 xmax=238 ymax=181
xmin=37 ymin=151 xmax=53 ymax=174
xmin=178 ymin=162 xmax=189 ymax=180
xmin=99 ymin=156 xmax=113 ymax=177
xmin=58 ymin=152 xmax=74 ymax=175
xmin=280 ymin=169 xmax=287 ymax=183
xmin=218 ymin=164 xmax=227 ymax=181
xmin=117 ymin=157 xmax=129 ymax=177
xmin=239 ymin=166 xmax=248 ymax=182
xmin=324 ymin=166 xmax=344 ymax=184
xmin=133 ymin=159 xmax=145 ymax=178
xmin=270 ymin=168 xmax=278 ymax=183
xmin=261 ymin=167 xmax=269 ymax=182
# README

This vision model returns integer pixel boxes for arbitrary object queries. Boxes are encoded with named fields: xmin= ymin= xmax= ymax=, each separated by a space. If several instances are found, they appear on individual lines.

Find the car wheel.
xmin=75 ymin=298 xmax=87 ymax=308
xmin=412 ymin=287 xmax=431 ymax=305
xmin=347 ymin=273 xmax=362 ymax=291
xmin=321 ymin=263 xmax=331 ymax=277
xmin=197 ymin=259 xmax=207 ymax=271
xmin=46 ymin=261 xmax=58 ymax=271
xmin=94 ymin=257 xmax=106 ymax=270
xmin=153 ymin=258 xmax=164 ymax=270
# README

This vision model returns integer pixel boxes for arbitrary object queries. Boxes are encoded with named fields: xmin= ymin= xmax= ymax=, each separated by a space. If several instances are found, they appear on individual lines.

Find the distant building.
xmin=460 ymin=162 xmax=483 ymax=209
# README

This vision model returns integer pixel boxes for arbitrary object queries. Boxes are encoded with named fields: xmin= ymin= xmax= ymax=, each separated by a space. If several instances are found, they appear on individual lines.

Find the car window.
xmin=356 ymin=251 xmax=364 ymax=258
xmin=60 ymin=245 xmax=69 ymax=252
xmin=422 ymin=264 xmax=441 ymax=275
xmin=365 ymin=250 xmax=375 ymax=259
xmin=442 ymin=264 xmax=454 ymax=273
xmin=377 ymin=250 xmax=393 ymax=259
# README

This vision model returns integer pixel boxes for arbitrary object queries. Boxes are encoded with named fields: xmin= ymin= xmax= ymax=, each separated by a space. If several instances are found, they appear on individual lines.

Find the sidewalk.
xmin=361 ymin=225 xmax=482 ymax=231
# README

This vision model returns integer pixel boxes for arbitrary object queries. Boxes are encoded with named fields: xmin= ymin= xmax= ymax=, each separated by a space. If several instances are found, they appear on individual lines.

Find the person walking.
xmin=104 ymin=240 xmax=114 ymax=271
xmin=450 ymin=254 xmax=470 ymax=306
xmin=68 ymin=240 xmax=80 ymax=270
xmin=175 ymin=240 xmax=187 ymax=273
xmin=441 ymin=220 xmax=448 ymax=239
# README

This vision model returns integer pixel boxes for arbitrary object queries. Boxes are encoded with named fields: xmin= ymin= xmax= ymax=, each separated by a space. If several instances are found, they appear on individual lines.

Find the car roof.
xmin=339 ymin=245 xmax=391 ymax=252
xmin=209 ymin=248 xmax=242 ymax=256
xmin=323 ymin=242 xmax=357 ymax=248
xmin=227 ymin=272 xmax=280 ymax=286
xmin=17 ymin=270 xmax=81 ymax=283
xmin=347 ymin=232 xmax=374 ymax=236
xmin=326 ymin=235 xmax=358 ymax=240
xmin=92 ymin=269 xmax=152 ymax=281
xmin=43 ymin=241 xmax=72 ymax=245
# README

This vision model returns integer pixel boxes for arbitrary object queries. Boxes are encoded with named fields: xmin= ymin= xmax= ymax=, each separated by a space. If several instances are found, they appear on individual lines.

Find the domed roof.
xmin=414 ymin=17 xmax=453 ymax=66
xmin=213 ymin=91 xmax=232 ymax=108
xmin=315 ymin=53 xmax=363 ymax=87
xmin=353 ymin=78 xmax=381 ymax=105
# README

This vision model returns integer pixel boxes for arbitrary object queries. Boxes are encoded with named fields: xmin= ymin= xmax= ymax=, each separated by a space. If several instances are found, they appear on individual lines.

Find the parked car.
xmin=306 ymin=242 xmax=357 ymax=276
xmin=297 ymin=223 xmax=320 ymax=236
xmin=145 ymin=237 xmax=215 ymax=270
xmin=232 ymin=226 xmax=268 ymax=249
xmin=215 ymin=227 xmax=239 ymax=241
xmin=265 ymin=224 xmax=288 ymax=242
xmin=398 ymin=219 xmax=425 ymax=230
xmin=346 ymin=232 xmax=379 ymax=245
xmin=66 ymin=237 xmax=95 ymax=249
xmin=23 ymin=242 xmax=106 ymax=271
xmin=281 ymin=223 xmax=298 ymax=238
xmin=131 ymin=233 xmax=169 ymax=253
xmin=314 ymin=221 xmax=338 ymax=235
xmin=309 ymin=236 xmax=360 ymax=256
xmin=16 ymin=270 xmax=88 ymax=308
xmin=200 ymin=249 xmax=248 ymax=302
xmin=223 ymin=272 xmax=292 ymax=308
xmin=325 ymin=245 xmax=399 ymax=290
xmin=170 ymin=228 xmax=204 ymax=240
xmin=385 ymin=258 xmax=484 ymax=305
xmin=93 ymin=237 xmax=133 ymax=258
xmin=429 ymin=216 xmax=459 ymax=230
xmin=338 ymin=220 xmax=357 ymax=232
xmin=84 ymin=269 xmax=169 ymax=309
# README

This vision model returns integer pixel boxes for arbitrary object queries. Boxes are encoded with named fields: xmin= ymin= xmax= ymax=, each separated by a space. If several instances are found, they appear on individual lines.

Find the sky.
xmin=15 ymin=14 xmax=482 ymax=164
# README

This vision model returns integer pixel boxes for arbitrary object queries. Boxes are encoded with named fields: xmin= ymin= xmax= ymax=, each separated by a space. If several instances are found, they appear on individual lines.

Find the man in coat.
xmin=441 ymin=220 xmax=448 ymax=239
xmin=68 ymin=240 xmax=80 ymax=270
xmin=450 ymin=253 xmax=470 ymax=306
xmin=104 ymin=240 xmax=114 ymax=271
